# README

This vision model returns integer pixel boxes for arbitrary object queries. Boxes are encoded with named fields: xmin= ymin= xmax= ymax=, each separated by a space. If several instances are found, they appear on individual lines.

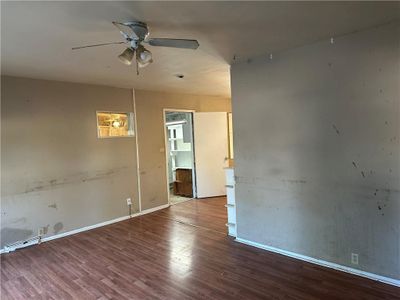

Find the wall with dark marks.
xmin=231 ymin=22 xmax=399 ymax=279
xmin=1 ymin=77 xmax=140 ymax=247
xmin=134 ymin=90 xmax=231 ymax=210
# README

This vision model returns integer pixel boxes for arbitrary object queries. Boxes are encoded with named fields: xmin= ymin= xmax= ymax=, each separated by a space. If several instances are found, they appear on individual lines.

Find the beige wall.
xmin=1 ymin=77 xmax=231 ymax=248
xmin=134 ymin=90 xmax=231 ymax=210
xmin=231 ymin=23 xmax=399 ymax=279
xmin=1 ymin=76 xmax=140 ymax=247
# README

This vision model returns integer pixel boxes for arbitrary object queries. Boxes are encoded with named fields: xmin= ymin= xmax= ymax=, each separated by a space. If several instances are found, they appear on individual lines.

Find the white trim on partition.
xmin=132 ymin=88 xmax=142 ymax=213
xmin=235 ymin=237 xmax=400 ymax=287
xmin=0 ymin=203 xmax=170 ymax=255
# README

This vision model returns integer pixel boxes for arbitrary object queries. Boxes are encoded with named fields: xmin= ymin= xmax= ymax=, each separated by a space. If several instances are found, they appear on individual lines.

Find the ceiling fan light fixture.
xmin=138 ymin=59 xmax=153 ymax=69
xmin=118 ymin=48 xmax=135 ymax=65
xmin=136 ymin=45 xmax=153 ymax=66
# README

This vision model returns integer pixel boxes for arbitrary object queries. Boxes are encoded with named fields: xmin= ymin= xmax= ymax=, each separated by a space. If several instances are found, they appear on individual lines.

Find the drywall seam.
xmin=132 ymin=88 xmax=142 ymax=213
xmin=235 ymin=237 xmax=400 ymax=287
xmin=0 ymin=203 xmax=170 ymax=254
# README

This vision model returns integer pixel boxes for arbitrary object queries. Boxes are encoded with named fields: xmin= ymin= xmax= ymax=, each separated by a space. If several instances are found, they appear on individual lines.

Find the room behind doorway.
xmin=164 ymin=110 xmax=196 ymax=205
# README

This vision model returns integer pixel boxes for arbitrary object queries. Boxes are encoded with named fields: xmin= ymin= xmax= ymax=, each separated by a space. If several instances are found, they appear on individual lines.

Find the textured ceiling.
xmin=2 ymin=1 xmax=399 ymax=97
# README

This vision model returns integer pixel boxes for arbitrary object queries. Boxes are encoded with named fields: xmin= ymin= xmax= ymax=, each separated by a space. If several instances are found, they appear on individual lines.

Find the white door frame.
xmin=163 ymin=108 xmax=196 ymax=205
xmin=193 ymin=112 xmax=228 ymax=198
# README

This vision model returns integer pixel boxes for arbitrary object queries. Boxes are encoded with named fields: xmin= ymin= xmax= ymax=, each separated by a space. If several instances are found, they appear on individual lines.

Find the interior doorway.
xmin=164 ymin=110 xmax=196 ymax=205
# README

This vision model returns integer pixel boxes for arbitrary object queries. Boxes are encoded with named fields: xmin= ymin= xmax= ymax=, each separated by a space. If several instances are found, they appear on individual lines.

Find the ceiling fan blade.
xmin=72 ymin=41 xmax=125 ymax=50
xmin=147 ymin=38 xmax=199 ymax=49
xmin=112 ymin=21 xmax=138 ymax=39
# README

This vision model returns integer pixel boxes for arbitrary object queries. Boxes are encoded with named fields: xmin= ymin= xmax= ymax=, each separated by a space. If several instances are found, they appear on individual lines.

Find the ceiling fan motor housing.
xmin=124 ymin=21 xmax=149 ymax=43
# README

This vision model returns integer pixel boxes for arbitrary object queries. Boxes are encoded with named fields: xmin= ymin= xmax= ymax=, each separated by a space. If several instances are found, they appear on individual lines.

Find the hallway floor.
xmin=169 ymin=193 xmax=192 ymax=205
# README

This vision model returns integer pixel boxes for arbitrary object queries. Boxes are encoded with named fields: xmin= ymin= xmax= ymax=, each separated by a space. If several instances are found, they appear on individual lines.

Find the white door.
xmin=193 ymin=112 xmax=228 ymax=198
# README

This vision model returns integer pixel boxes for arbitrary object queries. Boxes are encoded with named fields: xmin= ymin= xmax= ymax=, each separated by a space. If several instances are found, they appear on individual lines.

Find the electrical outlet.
xmin=38 ymin=228 xmax=44 ymax=236
xmin=126 ymin=198 xmax=132 ymax=206
xmin=351 ymin=253 xmax=359 ymax=265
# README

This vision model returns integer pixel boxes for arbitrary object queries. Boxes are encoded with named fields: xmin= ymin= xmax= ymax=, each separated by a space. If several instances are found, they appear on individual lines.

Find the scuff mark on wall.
xmin=48 ymin=203 xmax=57 ymax=209
xmin=282 ymin=179 xmax=307 ymax=184
xmin=332 ymin=124 xmax=340 ymax=135
xmin=10 ymin=217 xmax=27 ymax=224
xmin=19 ymin=167 xmax=130 ymax=195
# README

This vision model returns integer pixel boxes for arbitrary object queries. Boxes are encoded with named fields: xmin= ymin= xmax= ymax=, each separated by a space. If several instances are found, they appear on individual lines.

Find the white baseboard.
xmin=235 ymin=237 xmax=400 ymax=287
xmin=0 ymin=203 xmax=170 ymax=254
xmin=140 ymin=203 xmax=170 ymax=215
xmin=42 ymin=215 xmax=133 ymax=244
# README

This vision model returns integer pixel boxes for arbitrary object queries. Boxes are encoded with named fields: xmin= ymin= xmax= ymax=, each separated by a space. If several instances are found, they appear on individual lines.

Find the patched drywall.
xmin=1 ymin=77 xmax=140 ymax=247
xmin=231 ymin=23 xmax=399 ymax=279
xmin=134 ymin=90 xmax=231 ymax=210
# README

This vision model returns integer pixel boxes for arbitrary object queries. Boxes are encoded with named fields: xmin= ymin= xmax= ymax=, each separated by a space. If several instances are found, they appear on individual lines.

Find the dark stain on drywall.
xmin=352 ymin=162 xmax=357 ymax=168
xmin=53 ymin=222 xmax=63 ymax=234
xmin=375 ymin=189 xmax=393 ymax=215
xmin=42 ymin=225 xmax=50 ymax=235
xmin=361 ymin=171 xmax=366 ymax=178
xmin=1 ymin=228 xmax=33 ymax=247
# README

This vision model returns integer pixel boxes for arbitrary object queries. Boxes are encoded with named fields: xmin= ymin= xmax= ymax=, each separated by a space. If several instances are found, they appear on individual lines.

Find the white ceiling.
xmin=2 ymin=1 xmax=399 ymax=97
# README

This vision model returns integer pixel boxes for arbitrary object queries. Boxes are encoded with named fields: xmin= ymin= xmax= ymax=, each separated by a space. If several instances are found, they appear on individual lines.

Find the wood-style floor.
xmin=1 ymin=197 xmax=399 ymax=299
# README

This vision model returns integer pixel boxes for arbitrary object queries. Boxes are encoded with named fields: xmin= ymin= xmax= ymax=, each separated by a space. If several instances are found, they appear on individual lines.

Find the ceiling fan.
xmin=72 ymin=21 xmax=200 ymax=74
